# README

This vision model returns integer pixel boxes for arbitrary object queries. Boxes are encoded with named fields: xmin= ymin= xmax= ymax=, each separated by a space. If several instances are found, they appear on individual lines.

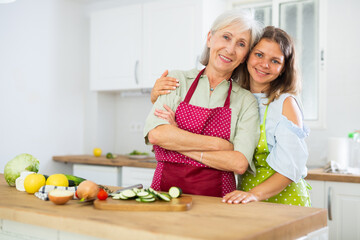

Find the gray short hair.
xmin=199 ymin=9 xmax=263 ymax=82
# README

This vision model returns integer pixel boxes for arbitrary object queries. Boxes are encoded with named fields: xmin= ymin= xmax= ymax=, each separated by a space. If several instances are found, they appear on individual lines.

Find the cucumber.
xmin=112 ymin=187 xmax=173 ymax=203
xmin=141 ymin=194 xmax=156 ymax=199
xmin=68 ymin=180 xmax=76 ymax=187
xmin=112 ymin=194 xmax=121 ymax=200
xmin=119 ymin=192 xmax=129 ymax=200
xmin=122 ymin=189 xmax=136 ymax=198
xmin=132 ymin=188 xmax=141 ymax=193
xmin=136 ymin=191 xmax=150 ymax=197
xmin=158 ymin=193 xmax=171 ymax=202
xmin=64 ymin=174 xmax=86 ymax=186
xmin=136 ymin=197 xmax=156 ymax=203
xmin=169 ymin=187 xmax=182 ymax=198
xmin=141 ymin=197 xmax=156 ymax=202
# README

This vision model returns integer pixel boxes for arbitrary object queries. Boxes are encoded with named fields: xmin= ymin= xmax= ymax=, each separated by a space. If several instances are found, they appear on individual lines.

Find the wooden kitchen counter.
xmin=306 ymin=168 xmax=360 ymax=183
xmin=0 ymin=175 xmax=327 ymax=240
xmin=53 ymin=154 xmax=157 ymax=169
xmin=54 ymin=155 xmax=360 ymax=184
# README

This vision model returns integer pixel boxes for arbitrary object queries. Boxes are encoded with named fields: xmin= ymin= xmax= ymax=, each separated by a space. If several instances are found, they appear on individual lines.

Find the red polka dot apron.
xmin=240 ymin=105 xmax=312 ymax=206
xmin=152 ymin=68 xmax=236 ymax=197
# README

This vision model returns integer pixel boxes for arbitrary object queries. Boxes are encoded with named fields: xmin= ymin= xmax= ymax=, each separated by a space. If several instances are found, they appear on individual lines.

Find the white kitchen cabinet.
xmin=73 ymin=164 xmax=122 ymax=186
xmin=121 ymin=166 xmax=155 ymax=189
xmin=90 ymin=4 xmax=142 ymax=91
xmin=307 ymin=179 xmax=360 ymax=240
xmin=326 ymin=181 xmax=360 ymax=240
xmin=307 ymin=180 xmax=326 ymax=208
xmin=141 ymin=0 xmax=202 ymax=88
xmin=90 ymin=0 xmax=225 ymax=91
xmin=73 ymin=164 xmax=155 ymax=189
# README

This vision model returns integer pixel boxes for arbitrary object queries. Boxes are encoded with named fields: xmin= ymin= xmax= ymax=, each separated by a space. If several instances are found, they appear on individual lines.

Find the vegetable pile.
xmin=111 ymin=186 xmax=182 ymax=203
xmin=129 ymin=150 xmax=149 ymax=156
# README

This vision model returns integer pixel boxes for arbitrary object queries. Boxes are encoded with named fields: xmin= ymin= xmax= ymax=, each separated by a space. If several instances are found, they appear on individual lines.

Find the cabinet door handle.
xmin=327 ymin=186 xmax=332 ymax=221
xmin=134 ymin=60 xmax=139 ymax=85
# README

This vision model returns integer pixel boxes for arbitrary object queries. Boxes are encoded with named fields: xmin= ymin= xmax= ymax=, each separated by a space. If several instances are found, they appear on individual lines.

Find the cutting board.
xmin=93 ymin=195 xmax=192 ymax=211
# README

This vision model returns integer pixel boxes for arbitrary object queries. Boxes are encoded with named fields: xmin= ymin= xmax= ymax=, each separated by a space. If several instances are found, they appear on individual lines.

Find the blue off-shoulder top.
xmin=253 ymin=93 xmax=310 ymax=183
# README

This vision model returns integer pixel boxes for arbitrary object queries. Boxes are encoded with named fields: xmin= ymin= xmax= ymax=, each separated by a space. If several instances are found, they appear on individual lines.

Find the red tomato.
xmin=97 ymin=188 xmax=108 ymax=200
xmin=75 ymin=190 xmax=79 ymax=199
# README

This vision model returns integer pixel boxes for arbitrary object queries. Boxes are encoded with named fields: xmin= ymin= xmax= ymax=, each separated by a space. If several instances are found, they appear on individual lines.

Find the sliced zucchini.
xmin=141 ymin=194 xmax=156 ymax=199
xmin=136 ymin=197 xmax=156 ymax=203
xmin=119 ymin=192 xmax=129 ymax=200
xmin=132 ymin=188 xmax=141 ymax=193
xmin=112 ymin=195 xmax=121 ymax=200
xmin=110 ymin=192 xmax=120 ymax=197
xmin=169 ymin=186 xmax=182 ymax=198
xmin=137 ymin=191 xmax=151 ymax=197
xmin=140 ymin=197 xmax=156 ymax=202
xmin=158 ymin=193 xmax=171 ymax=202
xmin=122 ymin=189 xmax=136 ymax=198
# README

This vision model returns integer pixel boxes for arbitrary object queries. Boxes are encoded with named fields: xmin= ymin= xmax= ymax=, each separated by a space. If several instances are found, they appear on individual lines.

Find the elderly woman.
xmin=143 ymin=10 xmax=263 ymax=197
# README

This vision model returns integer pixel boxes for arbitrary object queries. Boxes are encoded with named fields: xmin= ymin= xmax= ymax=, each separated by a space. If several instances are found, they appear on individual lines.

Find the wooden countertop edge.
xmin=306 ymin=168 xmax=360 ymax=183
xmin=53 ymin=155 xmax=157 ymax=169
xmin=0 ymin=204 xmax=327 ymax=240
xmin=53 ymin=155 xmax=360 ymax=183
xmin=250 ymin=209 xmax=327 ymax=240
xmin=0 ymin=206 xmax=183 ymax=240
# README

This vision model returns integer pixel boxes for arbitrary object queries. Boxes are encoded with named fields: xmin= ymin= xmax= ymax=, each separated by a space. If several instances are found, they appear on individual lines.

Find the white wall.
xmin=306 ymin=0 xmax=360 ymax=167
xmin=1 ymin=0 xmax=360 ymax=176
xmin=112 ymin=0 xmax=360 ymax=168
xmin=0 ymin=0 xmax=88 ymax=175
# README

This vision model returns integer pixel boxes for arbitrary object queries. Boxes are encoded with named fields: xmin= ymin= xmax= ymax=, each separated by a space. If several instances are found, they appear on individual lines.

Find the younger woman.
xmin=223 ymin=26 xmax=311 ymax=206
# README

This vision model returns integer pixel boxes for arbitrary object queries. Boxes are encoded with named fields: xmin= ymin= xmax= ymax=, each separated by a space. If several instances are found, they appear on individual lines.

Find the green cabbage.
xmin=4 ymin=153 xmax=39 ymax=186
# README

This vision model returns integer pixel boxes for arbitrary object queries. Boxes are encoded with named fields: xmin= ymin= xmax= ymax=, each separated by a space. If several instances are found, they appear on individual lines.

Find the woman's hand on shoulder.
xmin=154 ymin=104 xmax=178 ymax=127
xmin=282 ymin=96 xmax=302 ymax=128
xmin=151 ymin=70 xmax=179 ymax=104
xmin=222 ymin=190 xmax=259 ymax=204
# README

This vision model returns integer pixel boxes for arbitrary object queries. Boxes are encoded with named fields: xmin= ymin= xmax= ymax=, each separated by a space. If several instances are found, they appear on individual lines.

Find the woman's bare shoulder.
xmin=282 ymin=96 xmax=302 ymax=128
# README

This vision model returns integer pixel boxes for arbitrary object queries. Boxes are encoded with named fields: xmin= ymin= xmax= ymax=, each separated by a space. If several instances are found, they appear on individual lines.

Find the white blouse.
xmin=253 ymin=93 xmax=310 ymax=183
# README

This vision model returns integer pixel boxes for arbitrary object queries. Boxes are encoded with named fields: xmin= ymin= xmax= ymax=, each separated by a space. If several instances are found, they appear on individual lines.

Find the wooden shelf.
xmin=53 ymin=155 xmax=156 ymax=169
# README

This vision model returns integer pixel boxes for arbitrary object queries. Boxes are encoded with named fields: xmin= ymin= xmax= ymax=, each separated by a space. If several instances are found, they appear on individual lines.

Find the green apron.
xmin=239 ymin=106 xmax=312 ymax=207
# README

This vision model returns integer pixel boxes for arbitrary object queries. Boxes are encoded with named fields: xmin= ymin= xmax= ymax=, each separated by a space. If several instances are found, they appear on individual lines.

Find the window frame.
xmin=227 ymin=0 xmax=327 ymax=129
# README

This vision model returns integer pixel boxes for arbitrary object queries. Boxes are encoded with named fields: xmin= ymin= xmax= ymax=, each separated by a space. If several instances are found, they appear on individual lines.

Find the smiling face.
xmin=206 ymin=24 xmax=251 ymax=78
xmin=247 ymin=38 xmax=285 ymax=92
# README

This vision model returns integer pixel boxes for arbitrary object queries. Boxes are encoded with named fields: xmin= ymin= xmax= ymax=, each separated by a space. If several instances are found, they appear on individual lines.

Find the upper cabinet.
xmin=141 ymin=0 xmax=202 ymax=89
xmin=90 ymin=0 xmax=225 ymax=91
xmin=90 ymin=4 xmax=142 ymax=91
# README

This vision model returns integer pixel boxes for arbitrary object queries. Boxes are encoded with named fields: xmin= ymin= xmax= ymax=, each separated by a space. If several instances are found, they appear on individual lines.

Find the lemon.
xmin=46 ymin=174 xmax=69 ymax=187
xmin=93 ymin=148 xmax=102 ymax=157
xmin=24 ymin=173 xmax=46 ymax=194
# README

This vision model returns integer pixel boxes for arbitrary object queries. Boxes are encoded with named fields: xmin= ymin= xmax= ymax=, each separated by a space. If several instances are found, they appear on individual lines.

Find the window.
xmin=231 ymin=0 xmax=326 ymax=128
